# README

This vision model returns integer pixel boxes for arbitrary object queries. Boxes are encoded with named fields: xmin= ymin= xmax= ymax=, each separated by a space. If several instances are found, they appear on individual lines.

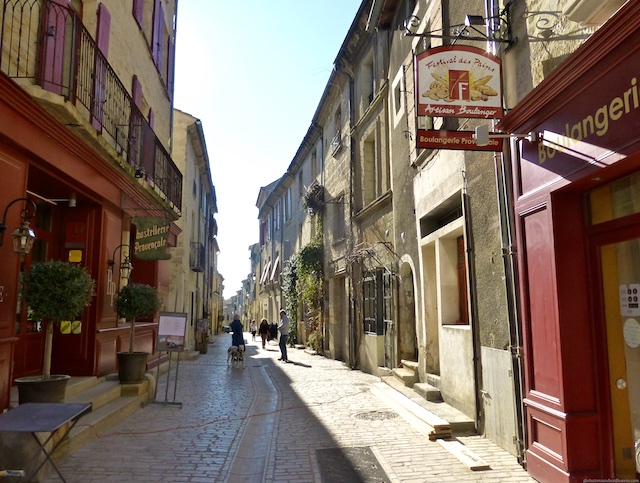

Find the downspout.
xmin=314 ymin=122 xmax=327 ymax=355
xmin=169 ymin=0 xmax=178 ymax=155
xmin=340 ymin=57 xmax=358 ymax=369
xmin=487 ymin=0 xmax=526 ymax=463
xmin=461 ymin=176 xmax=484 ymax=433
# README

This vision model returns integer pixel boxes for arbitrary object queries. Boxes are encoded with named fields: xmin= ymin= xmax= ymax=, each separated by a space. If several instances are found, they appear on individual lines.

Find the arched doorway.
xmin=397 ymin=261 xmax=417 ymax=363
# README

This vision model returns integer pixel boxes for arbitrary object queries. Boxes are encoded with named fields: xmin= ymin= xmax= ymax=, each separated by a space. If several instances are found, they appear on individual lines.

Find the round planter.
xmin=196 ymin=341 xmax=208 ymax=354
xmin=15 ymin=374 xmax=71 ymax=404
xmin=117 ymin=351 xmax=149 ymax=384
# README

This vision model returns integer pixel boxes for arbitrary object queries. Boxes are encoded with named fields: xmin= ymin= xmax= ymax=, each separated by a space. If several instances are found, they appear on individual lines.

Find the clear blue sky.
xmin=173 ymin=1 xmax=362 ymax=299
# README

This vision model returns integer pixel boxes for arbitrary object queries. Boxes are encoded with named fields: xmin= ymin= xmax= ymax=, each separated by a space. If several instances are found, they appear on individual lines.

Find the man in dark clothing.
xmin=230 ymin=315 xmax=244 ymax=348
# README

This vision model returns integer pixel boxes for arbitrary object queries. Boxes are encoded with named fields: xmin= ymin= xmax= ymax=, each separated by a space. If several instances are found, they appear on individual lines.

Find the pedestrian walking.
xmin=269 ymin=320 xmax=277 ymax=343
xmin=230 ymin=314 xmax=244 ymax=348
xmin=258 ymin=318 xmax=269 ymax=349
xmin=250 ymin=320 xmax=257 ymax=341
xmin=277 ymin=308 xmax=290 ymax=362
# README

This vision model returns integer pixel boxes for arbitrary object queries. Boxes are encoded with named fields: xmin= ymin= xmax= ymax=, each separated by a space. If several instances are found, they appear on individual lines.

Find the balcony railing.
xmin=0 ymin=0 xmax=182 ymax=210
xmin=190 ymin=242 xmax=205 ymax=272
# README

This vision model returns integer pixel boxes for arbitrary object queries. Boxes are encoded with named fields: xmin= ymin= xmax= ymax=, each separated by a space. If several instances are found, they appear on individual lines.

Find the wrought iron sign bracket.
xmin=404 ymin=5 xmax=516 ymax=51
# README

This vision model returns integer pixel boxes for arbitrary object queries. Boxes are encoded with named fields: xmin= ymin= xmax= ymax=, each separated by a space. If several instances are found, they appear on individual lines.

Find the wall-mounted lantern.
xmin=108 ymin=244 xmax=133 ymax=282
xmin=0 ymin=197 xmax=37 ymax=255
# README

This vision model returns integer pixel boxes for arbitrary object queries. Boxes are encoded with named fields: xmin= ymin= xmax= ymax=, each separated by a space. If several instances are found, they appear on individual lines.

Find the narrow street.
xmin=46 ymin=334 xmax=535 ymax=482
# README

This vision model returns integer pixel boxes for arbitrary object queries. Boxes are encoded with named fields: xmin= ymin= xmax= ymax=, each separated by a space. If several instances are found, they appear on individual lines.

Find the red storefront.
xmin=0 ymin=73 xmax=179 ymax=410
xmin=499 ymin=1 xmax=640 ymax=481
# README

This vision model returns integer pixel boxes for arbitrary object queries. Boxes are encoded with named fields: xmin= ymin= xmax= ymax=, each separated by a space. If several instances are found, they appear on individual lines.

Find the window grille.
xmin=363 ymin=268 xmax=395 ymax=335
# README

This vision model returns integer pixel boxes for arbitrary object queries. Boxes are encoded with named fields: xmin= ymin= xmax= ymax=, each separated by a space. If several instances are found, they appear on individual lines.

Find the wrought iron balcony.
xmin=0 ymin=0 xmax=182 ymax=210
xmin=190 ymin=242 xmax=205 ymax=272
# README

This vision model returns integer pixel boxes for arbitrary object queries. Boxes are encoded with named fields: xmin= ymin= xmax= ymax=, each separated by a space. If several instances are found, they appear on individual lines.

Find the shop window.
xmin=439 ymin=234 xmax=469 ymax=326
xmin=589 ymin=171 xmax=640 ymax=224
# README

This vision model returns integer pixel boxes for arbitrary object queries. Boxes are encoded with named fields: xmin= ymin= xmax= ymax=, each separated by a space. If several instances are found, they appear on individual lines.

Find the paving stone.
xmin=43 ymin=334 xmax=536 ymax=482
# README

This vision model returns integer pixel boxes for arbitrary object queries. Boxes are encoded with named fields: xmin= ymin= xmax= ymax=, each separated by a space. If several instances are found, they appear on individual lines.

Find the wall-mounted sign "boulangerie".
xmin=133 ymin=217 xmax=171 ymax=260
xmin=416 ymin=45 xmax=503 ymax=119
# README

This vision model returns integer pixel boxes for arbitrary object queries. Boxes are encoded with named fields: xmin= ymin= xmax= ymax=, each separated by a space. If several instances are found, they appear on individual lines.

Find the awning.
xmin=269 ymin=256 xmax=280 ymax=282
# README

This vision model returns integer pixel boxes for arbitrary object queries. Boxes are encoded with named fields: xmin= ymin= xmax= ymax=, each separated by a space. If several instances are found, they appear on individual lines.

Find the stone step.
xmin=61 ymin=393 xmax=146 ymax=458
xmin=64 ymin=376 xmax=100 ymax=399
xmin=379 ymin=375 xmax=476 ymax=436
xmin=371 ymin=382 xmax=451 ymax=440
xmin=65 ymin=379 xmax=122 ymax=411
xmin=6 ymin=359 xmax=174 ymax=481
xmin=413 ymin=382 xmax=443 ymax=402
xmin=392 ymin=367 xmax=418 ymax=387
xmin=426 ymin=372 xmax=441 ymax=389
xmin=400 ymin=359 xmax=419 ymax=372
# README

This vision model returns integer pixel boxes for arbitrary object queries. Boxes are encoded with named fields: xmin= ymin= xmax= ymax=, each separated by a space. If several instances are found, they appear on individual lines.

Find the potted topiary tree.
xmin=114 ymin=283 xmax=161 ymax=384
xmin=16 ymin=260 xmax=95 ymax=403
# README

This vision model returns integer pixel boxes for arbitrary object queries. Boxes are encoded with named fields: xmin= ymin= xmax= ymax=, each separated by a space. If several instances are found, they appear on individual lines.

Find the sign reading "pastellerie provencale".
xmin=133 ymin=217 xmax=171 ymax=260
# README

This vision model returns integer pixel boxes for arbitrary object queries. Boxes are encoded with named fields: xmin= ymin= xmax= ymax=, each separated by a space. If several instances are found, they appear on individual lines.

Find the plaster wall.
xmin=360 ymin=332 xmax=384 ymax=375
xmin=413 ymin=152 xmax=464 ymax=216
xmin=502 ymin=0 xmax=595 ymax=110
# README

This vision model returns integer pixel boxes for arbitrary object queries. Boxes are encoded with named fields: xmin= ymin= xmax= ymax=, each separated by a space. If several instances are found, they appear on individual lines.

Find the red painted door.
xmin=12 ymin=201 xmax=57 ymax=378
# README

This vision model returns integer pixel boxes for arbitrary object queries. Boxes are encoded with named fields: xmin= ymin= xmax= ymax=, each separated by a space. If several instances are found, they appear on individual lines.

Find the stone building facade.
xmin=169 ymin=109 xmax=219 ymax=352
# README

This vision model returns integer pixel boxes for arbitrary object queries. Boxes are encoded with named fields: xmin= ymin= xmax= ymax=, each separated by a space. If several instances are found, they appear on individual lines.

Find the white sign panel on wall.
xmin=620 ymin=284 xmax=640 ymax=317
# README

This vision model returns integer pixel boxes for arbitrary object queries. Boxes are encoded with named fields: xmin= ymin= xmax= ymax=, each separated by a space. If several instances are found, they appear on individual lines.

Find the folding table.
xmin=0 ymin=403 xmax=91 ymax=482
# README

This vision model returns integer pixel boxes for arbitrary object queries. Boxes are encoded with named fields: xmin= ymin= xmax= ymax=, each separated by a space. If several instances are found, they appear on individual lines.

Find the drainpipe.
xmin=461 ymin=178 xmax=484 ymax=433
xmin=486 ymin=0 xmax=526 ymax=463
xmin=338 ymin=57 xmax=358 ymax=369
xmin=168 ymin=1 xmax=178 ymax=156
xmin=494 ymin=143 xmax=526 ymax=463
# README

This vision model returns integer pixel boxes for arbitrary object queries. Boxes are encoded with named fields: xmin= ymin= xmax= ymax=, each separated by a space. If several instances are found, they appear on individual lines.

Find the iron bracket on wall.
xmin=403 ymin=2 xmax=516 ymax=51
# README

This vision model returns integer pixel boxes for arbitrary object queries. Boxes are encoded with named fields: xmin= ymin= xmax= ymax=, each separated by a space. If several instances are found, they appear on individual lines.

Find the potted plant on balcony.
xmin=114 ymin=283 xmax=161 ymax=384
xmin=16 ymin=260 xmax=95 ymax=404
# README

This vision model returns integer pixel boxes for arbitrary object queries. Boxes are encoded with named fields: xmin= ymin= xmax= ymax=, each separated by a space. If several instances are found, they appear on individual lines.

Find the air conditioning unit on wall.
xmin=563 ymin=0 xmax=627 ymax=25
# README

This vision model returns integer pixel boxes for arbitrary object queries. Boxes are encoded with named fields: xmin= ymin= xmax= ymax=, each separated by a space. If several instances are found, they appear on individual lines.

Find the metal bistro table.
xmin=0 ymin=403 xmax=91 ymax=482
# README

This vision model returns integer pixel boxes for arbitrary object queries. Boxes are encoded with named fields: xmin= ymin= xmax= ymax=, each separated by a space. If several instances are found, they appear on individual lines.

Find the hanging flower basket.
xmin=302 ymin=184 xmax=325 ymax=214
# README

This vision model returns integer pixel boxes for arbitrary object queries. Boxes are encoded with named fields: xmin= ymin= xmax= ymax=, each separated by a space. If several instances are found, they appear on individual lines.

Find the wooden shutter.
xmin=131 ymin=75 xmax=142 ymax=108
xmin=166 ymin=37 xmax=175 ymax=98
xmin=41 ymin=0 xmax=70 ymax=94
xmin=132 ymin=0 xmax=143 ymax=27
xmin=151 ymin=0 xmax=164 ymax=69
xmin=128 ymin=76 xmax=143 ymax=166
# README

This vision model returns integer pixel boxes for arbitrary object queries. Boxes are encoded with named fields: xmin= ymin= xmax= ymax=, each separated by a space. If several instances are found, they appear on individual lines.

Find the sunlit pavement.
xmin=45 ymin=333 xmax=536 ymax=482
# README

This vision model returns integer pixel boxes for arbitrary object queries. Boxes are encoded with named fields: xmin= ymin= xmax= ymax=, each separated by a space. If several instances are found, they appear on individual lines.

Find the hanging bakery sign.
xmin=416 ymin=45 xmax=503 ymax=119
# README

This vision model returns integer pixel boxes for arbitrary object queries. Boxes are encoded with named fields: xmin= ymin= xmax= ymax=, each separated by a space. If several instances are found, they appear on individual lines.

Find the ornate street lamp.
xmin=0 ymin=197 xmax=37 ymax=255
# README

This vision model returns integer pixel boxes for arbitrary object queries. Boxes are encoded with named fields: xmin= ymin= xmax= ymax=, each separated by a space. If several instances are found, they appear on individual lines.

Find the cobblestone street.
xmin=46 ymin=334 xmax=536 ymax=482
